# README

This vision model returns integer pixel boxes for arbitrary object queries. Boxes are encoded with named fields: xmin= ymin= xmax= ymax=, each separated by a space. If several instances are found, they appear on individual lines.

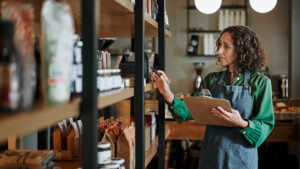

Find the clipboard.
xmin=183 ymin=96 xmax=233 ymax=126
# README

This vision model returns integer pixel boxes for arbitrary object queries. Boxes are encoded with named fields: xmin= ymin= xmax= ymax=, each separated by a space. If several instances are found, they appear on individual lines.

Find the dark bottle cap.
xmin=0 ymin=20 xmax=14 ymax=38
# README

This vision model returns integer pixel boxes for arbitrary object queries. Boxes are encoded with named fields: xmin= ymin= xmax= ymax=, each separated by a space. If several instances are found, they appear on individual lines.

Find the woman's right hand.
xmin=150 ymin=70 xmax=175 ymax=104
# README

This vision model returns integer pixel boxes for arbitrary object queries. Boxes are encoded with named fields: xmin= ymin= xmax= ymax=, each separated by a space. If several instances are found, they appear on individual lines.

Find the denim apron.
xmin=198 ymin=71 xmax=258 ymax=169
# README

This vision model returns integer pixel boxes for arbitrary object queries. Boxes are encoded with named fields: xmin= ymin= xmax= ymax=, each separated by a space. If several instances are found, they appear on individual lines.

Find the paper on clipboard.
xmin=183 ymin=96 xmax=234 ymax=126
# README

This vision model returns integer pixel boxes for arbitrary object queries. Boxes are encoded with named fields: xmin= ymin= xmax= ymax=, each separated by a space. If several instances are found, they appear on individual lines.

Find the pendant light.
xmin=194 ymin=0 xmax=222 ymax=14
xmin=249 ymin=0 xmax=277 ymax=13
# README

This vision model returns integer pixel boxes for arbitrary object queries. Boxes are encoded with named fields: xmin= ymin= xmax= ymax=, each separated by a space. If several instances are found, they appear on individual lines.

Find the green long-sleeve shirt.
xmin=168 ymin=70 xmax=275 ymax=148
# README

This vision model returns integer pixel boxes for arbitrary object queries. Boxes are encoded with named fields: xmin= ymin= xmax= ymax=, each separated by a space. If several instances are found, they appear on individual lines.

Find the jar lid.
xmin=103 ymin=69 xmax=108 ymax=74
xmin=111 ymin=157 xmax=125 ymax=164
xmin=97 ymin=142 xmax=110 ymax=148
xmin=97 ymin=69 xmax=104 ymax=75
xmin=0 ymin=20 xmax=14 ymax=38
xmin=98 ymin=162 xmax=120 ymax=169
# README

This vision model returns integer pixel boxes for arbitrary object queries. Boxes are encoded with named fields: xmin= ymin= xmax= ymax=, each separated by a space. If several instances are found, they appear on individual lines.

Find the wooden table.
xmin=166 ymin=120 xmax=299 ymax=142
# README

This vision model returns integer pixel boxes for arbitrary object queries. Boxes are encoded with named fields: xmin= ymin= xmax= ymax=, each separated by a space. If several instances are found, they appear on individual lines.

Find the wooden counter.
xmin=166 ymin=120 xmax=299 ymax=142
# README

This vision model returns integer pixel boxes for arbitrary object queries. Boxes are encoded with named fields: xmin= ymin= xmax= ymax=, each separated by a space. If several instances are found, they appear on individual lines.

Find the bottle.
xmin=0 ymin=20 xmax=20 ymax=113
xmin=41 ymin=0 xmax=74 ymax=104
xmin=279 ymin=74 xmax=288 ymax=98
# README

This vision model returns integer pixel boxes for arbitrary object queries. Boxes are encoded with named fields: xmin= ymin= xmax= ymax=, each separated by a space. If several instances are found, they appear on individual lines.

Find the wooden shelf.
xmin=166 ymin=121 xmax=206 ymax=140
xmin=0 ymin=98 xmax=81 ymax=143
xmin=3 ymin=0 xmax=171 ymax=38
xmin=98 ymin=83 xmax=157 ymax=109
xmin=145 ymin=137 xmax=158 ymax=167
xmin=68 ymin=0 xmax=171 ymax=37
xmin=144 ymin=127 xmax=170 ymax=167
xmin=0 ymin=82 xmax=157 ymax=142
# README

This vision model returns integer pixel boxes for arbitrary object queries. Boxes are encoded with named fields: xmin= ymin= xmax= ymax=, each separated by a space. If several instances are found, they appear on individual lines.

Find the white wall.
xmin=247 ymin=0 xmax=289 ymax=75
xmin=291 ymin=0 xmax=300 ymax=97
xmin=165 ymin=0 xmax=223 ymax=95
xmin=165 ymin=0 xmax=290 ymax=94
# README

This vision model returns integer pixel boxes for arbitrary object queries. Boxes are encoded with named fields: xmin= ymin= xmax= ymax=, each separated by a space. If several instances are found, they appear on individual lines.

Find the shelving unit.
xmin=186 ymin=0 xmax=247 ymax=57
xmin=68 ymin=0 xmax=171 ymax=37
xmin=145 ymin=127 xmax=170 ymax=167
xmin=0 ymin=0 xmax=169 ymax=168
xmin=0 ymin=98 xmax=80 ymax=143
xmin=2 ymin=0 xmax=171 ymax=38
xmin=97 ymin=83 xmax=157 ymax=109
xmin=56 ymin=127 xmax=171 ymax=168
xmin=0 ymin=82 xmax=157 ymax=143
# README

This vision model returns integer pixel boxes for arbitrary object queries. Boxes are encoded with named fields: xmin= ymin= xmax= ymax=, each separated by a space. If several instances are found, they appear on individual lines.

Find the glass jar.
xmin=102 ymin=69 xmax=108 ymax=92
xmin=111 ymin=69 xmax=117 ymax=90
xmin=116 ymin=69 xmax=122 ymax=89
xmin=0 ymin=20 xmax=20 ymax=113
xmin=97 ymin=142 xmax=111 ymax=164
xmin=97 ymin=69 xmax=104 ymax=92
xmin=107 ymin=69 xmax=112 ymax=91
xmin=111 ymin=157 xmax=125 ymax=169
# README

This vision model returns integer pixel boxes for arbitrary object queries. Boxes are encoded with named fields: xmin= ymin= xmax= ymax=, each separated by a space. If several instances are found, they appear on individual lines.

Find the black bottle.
xmin=0 ymin=20 xmax=20 ymax=113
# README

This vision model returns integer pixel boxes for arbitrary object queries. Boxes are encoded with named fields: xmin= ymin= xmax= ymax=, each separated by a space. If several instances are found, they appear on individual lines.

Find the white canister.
xmin=97 ymin=142 xmax=111 ymax=164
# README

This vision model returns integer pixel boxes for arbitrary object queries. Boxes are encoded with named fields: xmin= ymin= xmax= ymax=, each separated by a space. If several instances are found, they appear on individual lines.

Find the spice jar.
xmin=111 ymin=157 xmax=125 ymax=169
xmin=97 ymin=142 xmax=111 ymax=164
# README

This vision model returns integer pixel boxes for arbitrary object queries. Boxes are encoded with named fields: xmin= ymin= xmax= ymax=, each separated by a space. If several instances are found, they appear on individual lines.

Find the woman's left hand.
xmin=211 ymin=107 xmax=249 ymax=128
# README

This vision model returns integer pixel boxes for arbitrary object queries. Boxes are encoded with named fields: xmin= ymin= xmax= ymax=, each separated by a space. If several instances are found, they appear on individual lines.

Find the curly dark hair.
xmin=215 ymin=26 xmax=266 ymax=74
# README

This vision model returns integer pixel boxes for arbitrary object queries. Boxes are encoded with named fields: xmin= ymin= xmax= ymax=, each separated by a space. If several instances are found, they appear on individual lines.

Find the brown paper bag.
xmin=117 ymin=126 xmax=135 ymax=169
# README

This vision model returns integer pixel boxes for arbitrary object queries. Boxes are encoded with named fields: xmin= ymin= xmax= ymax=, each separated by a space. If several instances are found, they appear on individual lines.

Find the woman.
xmin=151 ymin=26 xmax=274 ymax=169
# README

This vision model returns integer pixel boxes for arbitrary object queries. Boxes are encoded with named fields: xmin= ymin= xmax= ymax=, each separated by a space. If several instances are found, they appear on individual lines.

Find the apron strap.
xmin=244 ymin=71 xmax=250 ymax=90
xmin=218 ymin=70 xmax=227 ymax=84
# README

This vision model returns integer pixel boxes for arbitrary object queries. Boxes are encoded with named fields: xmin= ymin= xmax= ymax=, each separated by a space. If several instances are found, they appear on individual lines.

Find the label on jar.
xmin=47 ymin=62 xmax=70 ymax=103
xmin=97 ymin=150 xmax=111 ymax=164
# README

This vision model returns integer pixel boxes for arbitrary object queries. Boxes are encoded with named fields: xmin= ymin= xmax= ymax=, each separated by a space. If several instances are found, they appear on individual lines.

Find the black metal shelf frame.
xmin=134 ymin=0 xmax=145 ymax=168
xmin=81 ymin=0 xmax=167 ymax=169
xmin=158 ymin=0 xmax=166 ymax=168
xmin=81 ymin=0 xmax=98 ymax=169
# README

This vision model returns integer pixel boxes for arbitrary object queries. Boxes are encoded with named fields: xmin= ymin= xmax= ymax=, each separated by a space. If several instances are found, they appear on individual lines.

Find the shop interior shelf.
xmin=2 ymin=0 xmax=171 ymax=38
xmin=69 ymin=0 xmax=172 ymax=37
xmin=98 ymin=83 xmax=157 ymax=109
xmin=0 ymin=98 xmax=81 ymax=143
xmin=56 ymin=127 xmax=170 ymax=168
xmin=0 ymin=82 xmax=157 ymax=143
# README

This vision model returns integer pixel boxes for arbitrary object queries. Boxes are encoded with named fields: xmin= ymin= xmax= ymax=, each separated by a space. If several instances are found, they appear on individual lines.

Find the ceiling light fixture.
xmin=194 ymin=0 xmax=222 ymax=14
xmin=249 ymin=0 xmax=277 ymax=13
